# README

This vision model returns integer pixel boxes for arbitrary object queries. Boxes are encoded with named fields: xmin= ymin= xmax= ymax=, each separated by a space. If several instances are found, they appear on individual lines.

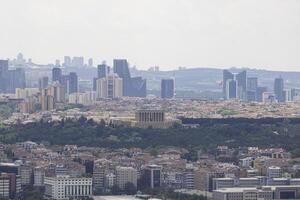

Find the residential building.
xmin=115 ymin=167 xmax=137 ymax=190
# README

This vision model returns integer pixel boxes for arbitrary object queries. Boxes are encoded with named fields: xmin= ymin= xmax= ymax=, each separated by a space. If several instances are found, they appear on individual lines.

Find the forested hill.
xmin=1 ymin=117 xmax=300 ymax=156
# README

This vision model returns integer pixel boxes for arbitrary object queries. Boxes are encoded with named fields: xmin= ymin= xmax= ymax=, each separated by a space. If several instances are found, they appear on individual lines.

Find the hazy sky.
xmin=0 ymin=0 xmax=300 ymax=71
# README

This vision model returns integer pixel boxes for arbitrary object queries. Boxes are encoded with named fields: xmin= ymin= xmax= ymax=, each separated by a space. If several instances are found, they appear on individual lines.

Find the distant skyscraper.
xmin=113 ymin=59 xmax=146 ymax=97
xmin=68 ymin=72 xmax=78 ymax=94
xmin=52 ymin=67 xmax=62 ymax=83
xmin=247 ymin=77 xmax=258 ymax=92
xmin=63 ymin=56 xmax=71 ymax=67
xmin=223 ymin=70 xmax=234 ymax=99
xmin=161 ymin=79 xmax=174 ymax=99
xmin=0 ymin=60 xmax=9 ymax=93
xmin=55 ymin=59 xmax=60 ymax=67
xmin=226 ymin=79 xmax=237 ymax=99
xmin=256 ymin=86 xmax=268 ymax=102
xmin=97 ymin=64 xmax=109 ymax=79
xmin=60 ymin=75 xmax=70 ymax=94
xmin=0 ymin=60 xmax=25 ymax=93
xmin=72 ymin=57 xmax=84 ymax=68
xmin=7 ymin=68 xmax=26 ymax=93
xmin=274 ymin=77 xmax=284 ymax=102
xmin=236 ymin=70 xmax=247 ymax=100
xmin=38 ymin=76 xmax=49 ymax=89
xmin=96 ymin=74 xmax=123 ymax=99
xmin=88 ymin=58 xmax=93 ymax=67
xmin=246 ymin=77 xmax=258 ymax=102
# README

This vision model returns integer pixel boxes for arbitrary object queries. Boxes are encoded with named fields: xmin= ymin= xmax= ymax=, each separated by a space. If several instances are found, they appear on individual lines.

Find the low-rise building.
xmin=44 ymin=176 xmax=92 ymax=200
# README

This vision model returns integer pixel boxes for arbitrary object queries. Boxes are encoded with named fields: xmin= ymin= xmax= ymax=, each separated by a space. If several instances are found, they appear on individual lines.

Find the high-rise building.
xmin=247 ymin=77 xmax=258 ymax=92
xmin=33 ymin=167 xmax=45 ymax=187
xmin=223 ymin=70 xmax=234 ymax=99
xmin=246 ymin=77 xmax=258 ymax=102
xmin=115 ymin=167 xmax=137 ymax=190
xmin=96 ymin=74 xmax=122 ymax=99
xmin=60 ymin=75 xmax=70 ymax=94
xmin=68 ymin=72 xmax=78 ymax=94
xmin=236 ymin=71 xmax=247 ymax=100
xmin=113 ymin=59 xmax=146 ymax=97
xmin=40 ymin=88 xmax=55 ymax=111
xmin=161 ymin=79 xmax=175 ymax=99
xmin=6 ymin=68 xmax=26 ymax=93
xmin=97 ymin=64 xmax=109 ymax=79
xmin=72 ymin=57 xmax=84 ymax=68
xmin=88 ymin=58 xmax=93 ymax=67
xmin=226 ymin=79 xmax=237 ymax=99
xmin=256 ymin=87 xmax=268 ymax=102
xmin=0 ymin=60 xmax=8 ymax=93
xmin=142 ymin=165 xmax=162 ymax=189
xmin=274 ymin=77 xmax=284 ymax=102
xmin=0 ymin=173 xmax=21 ymax=199
xmin=47 ymin=83 xmax=66 ymax=103
xmin=63 ymin=56 xmax=72 ymax=67
xmin=38 ymin=76 xmax=49 ymax=90
xmin=52 ymin=67 xmax=62 ymax=83
xmin=0 ymin=60 xmax=26 ymax=93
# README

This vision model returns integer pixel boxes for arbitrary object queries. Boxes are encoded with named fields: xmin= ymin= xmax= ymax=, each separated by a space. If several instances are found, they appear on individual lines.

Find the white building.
xmin=239 ymin=157 xmax=254 ymax=168
xmin=116 ymin=167 xmax=137 ymax=190
xmin=44 ymin=176 xmax=92 ymax=200
xmin=0 ymin=176 xmax=10 ymax=198
xmin=105 ymin=173 xmax=116 ymax=189
xmin=267 ymin=166 xmax=282 ymax=178
xmin=33 ymin=167 xmax=45 ymax=187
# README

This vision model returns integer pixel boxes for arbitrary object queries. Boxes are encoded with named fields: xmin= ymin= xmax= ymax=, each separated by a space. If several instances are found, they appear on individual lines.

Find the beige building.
xmin=47 ymin=83 xmax=65 ymax=103
xmin=15 ymin=88 xmax=39 ymax=99
xmin=132 ymin=110 xmax=180 ymax=129
xmin=115 ymin=167 xmax=137 ymax=190
xmin=96 ymin=74 xmax=122 ymax=99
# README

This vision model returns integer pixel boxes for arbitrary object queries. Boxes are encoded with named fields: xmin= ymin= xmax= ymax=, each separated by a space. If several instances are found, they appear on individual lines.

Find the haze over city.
xmin=2 ymin=1 xmax=300 ymax=200
xmin=1 ymin=0 xmax=300 ymax=71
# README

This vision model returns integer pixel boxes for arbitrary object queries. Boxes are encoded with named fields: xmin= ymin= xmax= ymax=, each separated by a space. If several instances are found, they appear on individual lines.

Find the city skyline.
xmin=0 ymin=0 xmax=300 ymax=71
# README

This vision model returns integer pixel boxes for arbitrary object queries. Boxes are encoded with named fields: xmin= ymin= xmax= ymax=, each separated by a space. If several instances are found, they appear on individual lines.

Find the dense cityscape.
xmin=0 ymin=53 xmax=299 ymax=200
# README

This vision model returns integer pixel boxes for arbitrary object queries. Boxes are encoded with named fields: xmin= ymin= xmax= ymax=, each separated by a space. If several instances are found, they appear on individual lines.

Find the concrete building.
xmin=15 ymin=88 xmax=39 ymax=99
xmin=19 ymin=165 xmax=32 ymax=186
xmin=96 ymin=74 xmax=123 ymax=99
xmin=93 ymin=165 xmax=105 ymax=193
xmin=213 ymin=185 xmax=300 ymax=200
xmin=267 ymin=166 xmax=282 ymax=178
xmin=143 ymin=165 xmax=162 ymax=189
xmin=105 ymin=173 xmax=116 ymax=189
xmin=40 ymin=88 xmax=55 ymax=111
xmin=44 ymin=176 xmax=92 ymax=200
xmin=0 ymin=173 xmax=21 ymax=199
xmin=33 ymin=167 xmax=45 ymax=187
xmin=47 ymin=83 xmax=66 ymax=103
xmin=184 ymin=167 xmax=195 ymax=189
xmin=115 ymin=167 xmax=137 ymax=190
